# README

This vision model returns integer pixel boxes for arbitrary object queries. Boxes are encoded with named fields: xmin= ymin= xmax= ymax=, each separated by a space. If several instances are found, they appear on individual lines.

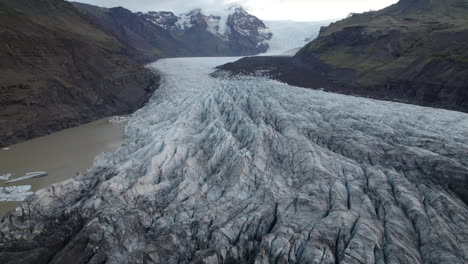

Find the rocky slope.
xmin=0 ymin=57 xmax=466 ymax=263
xmin=218 ymin=0 xmax=468 ymax=112
xmin=0 ymin=0 xmax=159 ymax=148
xmin=139 ymin=7 xmax=272 ymax=56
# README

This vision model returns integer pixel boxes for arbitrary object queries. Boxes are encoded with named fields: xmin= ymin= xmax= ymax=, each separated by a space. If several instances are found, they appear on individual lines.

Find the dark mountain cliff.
xmin=218 ymin=0 xmax=468 ymax=112
xmin=0 ymin=0 xmax=159 ymax=148
xmin=225 ymin=7 xmax=272 ymax=55
xmin=71 ymin=3 xmax=191 ymax=60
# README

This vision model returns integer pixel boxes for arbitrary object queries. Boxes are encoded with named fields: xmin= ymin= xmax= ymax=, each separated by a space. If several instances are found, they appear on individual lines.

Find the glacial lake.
xmin=0 ymin=118 xmax=126 ymax=218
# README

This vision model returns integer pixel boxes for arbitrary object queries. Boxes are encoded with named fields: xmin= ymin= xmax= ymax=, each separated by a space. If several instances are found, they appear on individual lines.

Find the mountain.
xmin=71 ymin=3 xmax=191 ymax=60
xmin=72 ymin=4 xmax=273 ymax=57
xmin=0 ymin=1 xmax=273 ymax=148
xmin=0 ymin=0 xmax=159 ymax=148
xmin=218 ymin=0 xmax=468 ymax=112
xmin=139 ymin=7 xmax=273 ymax=56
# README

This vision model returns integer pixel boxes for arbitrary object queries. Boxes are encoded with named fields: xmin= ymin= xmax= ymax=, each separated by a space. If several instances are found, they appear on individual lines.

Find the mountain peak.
xmin=137 ymin=7 xmax=272 ymax=55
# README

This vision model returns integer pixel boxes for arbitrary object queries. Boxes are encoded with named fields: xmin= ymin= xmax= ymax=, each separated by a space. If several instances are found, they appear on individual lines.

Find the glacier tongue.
xmin=263 ymin=20 xmax=331 ymax=55
xmin=0 ymin=57 xmax=467 ymax=264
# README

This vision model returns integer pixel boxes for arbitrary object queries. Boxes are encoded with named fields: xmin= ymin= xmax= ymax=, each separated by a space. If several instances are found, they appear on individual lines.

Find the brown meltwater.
xmin=0 ymin=118 xmax=126 ymax=218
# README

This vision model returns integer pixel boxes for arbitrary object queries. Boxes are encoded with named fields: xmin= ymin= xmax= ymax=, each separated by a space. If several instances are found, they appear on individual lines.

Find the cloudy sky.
xmin=71 ymin=0 xmax=398 ymax=21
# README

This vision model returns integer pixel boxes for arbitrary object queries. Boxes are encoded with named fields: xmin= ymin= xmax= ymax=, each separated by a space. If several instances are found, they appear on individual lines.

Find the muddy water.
xmin=0 ymin=118 xmax=126 ymax=217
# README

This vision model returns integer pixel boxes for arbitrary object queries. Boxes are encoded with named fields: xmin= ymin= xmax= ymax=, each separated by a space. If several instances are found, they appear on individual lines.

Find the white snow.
xmin=175 ymin=13 xmax=193 ymax=30
xmin=217 ymin=14 xmax=229 ymax=36
xmin=206 ymin=15 xmax=223 ymax=35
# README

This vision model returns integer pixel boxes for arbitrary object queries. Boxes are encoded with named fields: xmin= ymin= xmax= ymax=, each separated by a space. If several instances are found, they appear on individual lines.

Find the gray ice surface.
xmin=1 ymin=57 xmax=467 ymax=264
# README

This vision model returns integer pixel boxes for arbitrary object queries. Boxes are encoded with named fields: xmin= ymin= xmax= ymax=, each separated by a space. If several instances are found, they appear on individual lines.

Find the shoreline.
xmin=0 ymin=117 xmax=127 ymax=218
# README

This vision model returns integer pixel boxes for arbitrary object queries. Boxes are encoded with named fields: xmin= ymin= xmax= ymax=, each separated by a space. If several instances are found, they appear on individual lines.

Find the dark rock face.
xmin=225 ymin=8 xmax=273 ymax=55
xmin=217 ymin=0 xmax=468 ymax=113
xmin=139 ymin=7 xmax=272 ymax=56
xmin=0 ymin=0 xmax=159 ymax=148
xmin=140 ymin=11 xmax=179 ymax=31
xmin=72 ymin=3 xmax=191 ymax=60
xmin=165 ymin=9 xmax=233 ymax=57
xmin=295 ymin=0 xmax=468 ymax=112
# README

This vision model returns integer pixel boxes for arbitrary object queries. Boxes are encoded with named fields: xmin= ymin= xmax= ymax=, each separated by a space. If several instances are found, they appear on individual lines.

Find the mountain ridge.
xmin=137 ymin=7 xmax=272 ymax=56
xmin=71 ymin=2 xmax=191 ymax=60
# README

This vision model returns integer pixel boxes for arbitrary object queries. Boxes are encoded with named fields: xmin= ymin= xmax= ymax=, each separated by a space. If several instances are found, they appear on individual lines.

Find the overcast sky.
xmin=71 ymin=0 xmax=399 ymax=21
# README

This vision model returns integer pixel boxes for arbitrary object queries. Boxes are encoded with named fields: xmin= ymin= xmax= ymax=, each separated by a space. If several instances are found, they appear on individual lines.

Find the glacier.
xmin=0 ymin=57 xmax=467 ymax=263
xmin=263 ymin=20 xmax=332 ymax=55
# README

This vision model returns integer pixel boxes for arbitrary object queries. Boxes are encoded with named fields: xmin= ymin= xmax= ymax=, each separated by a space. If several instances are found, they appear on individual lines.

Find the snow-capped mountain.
xmin=142 ymin=11 xmax=179 ymax=31
xmin=138 ymin=7 xmax=272 ymax=55
xmin=226 ymin=7 xmax=273 ymax=51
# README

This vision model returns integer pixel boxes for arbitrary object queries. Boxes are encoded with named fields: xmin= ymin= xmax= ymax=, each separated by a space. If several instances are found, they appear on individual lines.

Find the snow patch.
xmin=206 ymin=15 xmax=222 ymax=35
xmin=175 ymin=13 xmax=193 ymax=30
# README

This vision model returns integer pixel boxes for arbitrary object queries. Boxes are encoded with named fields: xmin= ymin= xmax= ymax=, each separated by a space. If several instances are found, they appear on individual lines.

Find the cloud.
xmin=70 ymin=0 xmax=398 ymax=21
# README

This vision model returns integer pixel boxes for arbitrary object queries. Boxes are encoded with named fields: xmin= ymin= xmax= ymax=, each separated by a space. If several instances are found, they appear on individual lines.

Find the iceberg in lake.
xmin=0 ymin=185 xmax=33 ymax=201
xmin=5 ymin=172 xmax=48 ymax=184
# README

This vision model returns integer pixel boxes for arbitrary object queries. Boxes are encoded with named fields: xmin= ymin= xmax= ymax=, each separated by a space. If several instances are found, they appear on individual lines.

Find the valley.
xmin=1 ymin=56 xmax=466 ymax=263
xmin=0 ymin=0 xmax=467 ymax=263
